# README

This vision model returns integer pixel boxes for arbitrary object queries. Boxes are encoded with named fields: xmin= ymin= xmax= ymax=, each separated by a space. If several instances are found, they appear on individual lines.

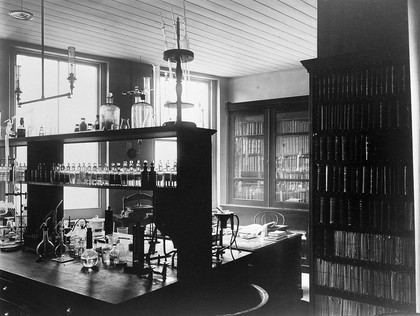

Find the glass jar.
xmin=100 ymin=93 xmax=120 ymax=130
xmin=131 ymin=87 xmax=154 ymax=128
xmin=80 ymin=118 xmax=87 ymax=131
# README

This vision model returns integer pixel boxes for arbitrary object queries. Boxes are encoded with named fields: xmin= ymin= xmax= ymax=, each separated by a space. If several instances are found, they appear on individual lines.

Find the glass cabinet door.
xmin=275 ymin=112 xmax=309 ymax=204
xmin=233 ymin=114 xmax=265 ymax=202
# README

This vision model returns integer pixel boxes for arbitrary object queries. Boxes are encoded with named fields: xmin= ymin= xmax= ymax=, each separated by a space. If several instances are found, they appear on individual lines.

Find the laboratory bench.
xmin=0 ymin=233 xmax=302 ymax=315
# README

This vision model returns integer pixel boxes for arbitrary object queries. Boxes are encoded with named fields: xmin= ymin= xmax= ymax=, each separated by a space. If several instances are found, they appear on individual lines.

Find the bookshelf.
xmin=302 ymin=52 xmax=415 ymax=315
xmin=224 ymin=96 xmax=309 ymax=270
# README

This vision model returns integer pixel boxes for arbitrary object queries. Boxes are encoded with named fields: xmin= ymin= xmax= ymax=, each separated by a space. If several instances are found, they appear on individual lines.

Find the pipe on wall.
xmin=408 ymin=0 xmax=420 ymax=310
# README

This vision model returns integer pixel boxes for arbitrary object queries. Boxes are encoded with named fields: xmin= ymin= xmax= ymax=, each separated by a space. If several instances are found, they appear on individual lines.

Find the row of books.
xmin=234 ymin=180 xmax=263 ymax=201
xmin=333 ymin=231 xmax=414 ymax=268
xmin=315 ymin=259 xmax=415 ymax=304
xmin=315 ymin=100 xmax=411 ymax=132
xmin=276 ymin=119 xmax=309 ymax=134
xmin=275 ymin=185 xmax=309 ymax=203
xmin=235 ymin=137 xmax=264 ymax=155
xmin=314 ymin=294 xmax=401 ymax=316
xmin=312 ymin=63 xmax=409 ymax=102
xmin=314 ymin=164 xmax=411 ymax=196
xmin=276 ymin=135 xmax=309 ymax=156
xmin=234 ymin=155 xmax=264 ymax=175
xmin=315 ymin=196 xmax=414 ymax=231
xmin=276 ymin=154 xmax=309 ymax=174
xmin=276 ymin=170 xmax=309 ymax=180
xmin=313 ymin=133 xmax=411 ymax=163
xmin=234 ymin=118 xmax=264 ymax=136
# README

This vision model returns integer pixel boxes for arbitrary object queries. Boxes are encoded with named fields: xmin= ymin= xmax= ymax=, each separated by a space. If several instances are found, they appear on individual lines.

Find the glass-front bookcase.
xmin=275 ymin=111 xmax=310 ymax=204
xmin=227 ymin=96 xmax=309 ymax=209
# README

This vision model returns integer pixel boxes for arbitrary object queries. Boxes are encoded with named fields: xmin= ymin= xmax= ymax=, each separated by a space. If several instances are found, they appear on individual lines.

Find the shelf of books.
xmin=302 ymin=53 xmax=415 ymax=315
xmin=233 ymin=114 xmax=265 ymax=202
xmin=275 ymin=113 xmax=310 ymax=204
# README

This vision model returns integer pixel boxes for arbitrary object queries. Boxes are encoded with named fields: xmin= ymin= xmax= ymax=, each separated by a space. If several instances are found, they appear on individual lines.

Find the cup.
xmin=117 ymin=227 xmax=128 ymax=234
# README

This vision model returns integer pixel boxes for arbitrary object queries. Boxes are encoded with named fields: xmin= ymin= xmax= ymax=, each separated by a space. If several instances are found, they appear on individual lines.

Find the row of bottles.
xmin=20 ymin=160 xmax=177 ymax=188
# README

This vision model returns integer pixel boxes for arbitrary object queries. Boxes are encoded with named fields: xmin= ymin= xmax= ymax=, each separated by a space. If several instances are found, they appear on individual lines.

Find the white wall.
xmin=227 ymin=67 xmax=309 ymax=103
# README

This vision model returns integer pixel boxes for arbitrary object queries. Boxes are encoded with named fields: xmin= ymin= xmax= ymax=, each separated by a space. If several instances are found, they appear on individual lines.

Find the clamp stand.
xmin=213 ymin=212 xmax=235 ymax=264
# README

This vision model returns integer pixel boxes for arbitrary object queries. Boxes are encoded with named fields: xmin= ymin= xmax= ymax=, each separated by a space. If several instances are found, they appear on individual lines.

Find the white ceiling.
xmin=0 ymin=0 xmax=317 ymax=78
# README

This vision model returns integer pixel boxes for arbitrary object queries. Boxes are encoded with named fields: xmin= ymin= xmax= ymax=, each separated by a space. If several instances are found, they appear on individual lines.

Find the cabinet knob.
xmin=66 ymin=307 xmax=72 ymax=315
xmin=2 ymin=286 xmax=7 ymax=292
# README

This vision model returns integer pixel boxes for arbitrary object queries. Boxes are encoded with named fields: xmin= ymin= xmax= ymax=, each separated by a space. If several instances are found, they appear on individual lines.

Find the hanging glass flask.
xmin=99 ymin=93 xmax=120 ymax=130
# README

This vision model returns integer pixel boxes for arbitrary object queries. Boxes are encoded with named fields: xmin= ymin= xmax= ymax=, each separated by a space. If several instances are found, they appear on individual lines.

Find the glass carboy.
xmin=131 ymin=87 xmax=154 ymax=128
xmin=100 ymin=93 xmax=120 ymax=130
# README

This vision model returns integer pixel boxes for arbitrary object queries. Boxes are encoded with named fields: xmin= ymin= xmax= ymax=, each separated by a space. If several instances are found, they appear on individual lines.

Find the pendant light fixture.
xmin=9 ymin=0 xmax=34 ymax=21
xmin=12 ymin=0 xmax=77 ymax=107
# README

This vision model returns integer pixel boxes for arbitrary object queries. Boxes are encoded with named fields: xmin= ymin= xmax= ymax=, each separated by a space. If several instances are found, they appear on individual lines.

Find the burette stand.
xmin=213 ymin=212 xmax=239 ymax=265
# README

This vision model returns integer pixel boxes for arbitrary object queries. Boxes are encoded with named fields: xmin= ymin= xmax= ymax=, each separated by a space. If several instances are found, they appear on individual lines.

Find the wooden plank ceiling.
xmin=0 ymin=0 xmax=317 ymax=78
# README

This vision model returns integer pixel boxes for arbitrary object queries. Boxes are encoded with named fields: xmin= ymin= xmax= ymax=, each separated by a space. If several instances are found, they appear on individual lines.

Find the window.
xmin=155 ymin=72 xmax=214 ymax=163
xmin=15 ymin=52 xmax=102 ymax=212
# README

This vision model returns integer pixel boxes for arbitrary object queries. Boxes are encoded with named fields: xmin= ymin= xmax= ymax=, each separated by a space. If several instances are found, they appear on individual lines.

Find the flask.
xmin=81 ymin=227 xmax=99 ymax=268
xmin=130 ymin=87 xmax=154 ymax=128
xmin=79 ymin=118 xmax=87 ymax=131
xmin=36 ymin=220 xmax=55 ymax=258
xmin=100 ymin=93 xmax=120 ymax=130
xmin=54 ymin=222 xmax=69 ymax=258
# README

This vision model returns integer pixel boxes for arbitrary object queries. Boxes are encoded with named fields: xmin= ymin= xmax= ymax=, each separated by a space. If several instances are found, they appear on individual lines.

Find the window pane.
xmin=15 ymin=53 xmax=100 ymax=211
xmin=160 ymin=76 xmax=210 ymax=128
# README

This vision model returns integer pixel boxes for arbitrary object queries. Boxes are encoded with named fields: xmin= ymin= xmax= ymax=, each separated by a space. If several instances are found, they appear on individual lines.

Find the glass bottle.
xmin=131 ymin=87 xmax=154 ymax=128
xmin=115 ymin=162 xmax=122 ymax=185
xmin=127 ymin=160 xmax=135 ymax=186
xmin=85 ymin=163 xmax=92 ymax=185
xmin=134 ymin=160 xmax=142 ymax=187
xmin=121 ymin=161 xmax=128 ymax=186
xmin=17 ymin=117 xmax=25 ymax=138
xmin=74 ymin=124 xmax=80 ymax=132
xmin=156 ymin=160 xmax=164 ymax=187
xmin=75 ymin=163 xmax=82 ymax=184
xmin=141 ymin=160 xmax=149 ymax=187
xmin=171 ymin=160 xmax=177 ymax=187
xmin=103 ymin=163 xmax=110 ymax=186
xmin=149 ymin=161 xmax=156 ymax=188
xmin=94 ymin=115 xmax=100 ymax=130
xmin=100 ymin=93 xmax=120 ymax=130
xmin=80 ymin=118 xmax=87 ymax=131
xmin=69 ymin=163 xmax=76 ymax=185
xmin=39 ymin=125 xmax=45 ymax=136
xmin=109 ymin=236 xmax=120 ymax=265
xmin=81 ymin=227 xmax=99 ymax=268
xmin=109 ymin=163 xmax=116 ymax=185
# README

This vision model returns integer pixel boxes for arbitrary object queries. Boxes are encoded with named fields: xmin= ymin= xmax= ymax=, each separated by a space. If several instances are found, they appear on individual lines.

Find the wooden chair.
xmin=253 ymin=211 xmax=285 ymax=226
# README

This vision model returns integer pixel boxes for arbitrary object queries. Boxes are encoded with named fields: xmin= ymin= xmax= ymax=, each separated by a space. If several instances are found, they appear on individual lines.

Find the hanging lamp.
xmin=12 ymin=0 xmax=77 ymax=107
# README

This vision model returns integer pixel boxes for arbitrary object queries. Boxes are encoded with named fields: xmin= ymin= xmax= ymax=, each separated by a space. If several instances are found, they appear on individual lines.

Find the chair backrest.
xmin=253 ymin=211 xmax=285 ymax=225
xmin=122 ymin=193 xmax=153 ymax=210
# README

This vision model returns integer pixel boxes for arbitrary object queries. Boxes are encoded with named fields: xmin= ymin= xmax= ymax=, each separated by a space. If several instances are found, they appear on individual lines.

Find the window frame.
xmin=11 ymin=47 xmax=107 ymax=218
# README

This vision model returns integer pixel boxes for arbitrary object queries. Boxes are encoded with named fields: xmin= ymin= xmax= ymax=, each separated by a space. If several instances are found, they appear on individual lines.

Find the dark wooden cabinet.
xmin=302 ymin=52 xmax=415 ymax=315
xmin=223 ymin=96 xmax=309 ymax=270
